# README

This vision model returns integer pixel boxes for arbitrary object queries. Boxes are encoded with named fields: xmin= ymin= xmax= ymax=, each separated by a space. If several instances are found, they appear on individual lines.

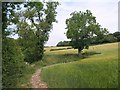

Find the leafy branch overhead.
xmin=16 ymin=2 xmax=59 ymax=41
xmin=3 ymin=2 xmax=59 ymax=63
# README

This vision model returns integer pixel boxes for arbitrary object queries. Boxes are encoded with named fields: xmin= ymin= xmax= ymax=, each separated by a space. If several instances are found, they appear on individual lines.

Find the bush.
xmin=2 ymin=37 xmax=26 ymax=88
xmin=17 ymin=35 xmax=44 ymax=63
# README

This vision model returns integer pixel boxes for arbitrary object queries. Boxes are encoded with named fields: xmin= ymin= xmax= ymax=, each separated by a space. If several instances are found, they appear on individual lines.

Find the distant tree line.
xmin=57 ymin=31 xmax=120 ymax=47
xmin=91 ymin=31 xmax=120 ymax=44
xmin=57 ymin=41 xmax=70 ymax=46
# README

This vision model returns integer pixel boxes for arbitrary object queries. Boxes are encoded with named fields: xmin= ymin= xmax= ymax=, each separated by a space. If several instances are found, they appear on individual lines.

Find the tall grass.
xmin=41 ymin=42 xmax=118 ymax=88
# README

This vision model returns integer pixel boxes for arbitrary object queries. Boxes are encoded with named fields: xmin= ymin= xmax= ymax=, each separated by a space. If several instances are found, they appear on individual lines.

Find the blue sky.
xmin=45 ymin=0 xmax=119 ymax=46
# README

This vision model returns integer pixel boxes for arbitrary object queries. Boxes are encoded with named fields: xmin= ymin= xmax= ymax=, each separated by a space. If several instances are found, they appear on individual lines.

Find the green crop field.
xmin=41 ymin=42 xmax=118 ymax=88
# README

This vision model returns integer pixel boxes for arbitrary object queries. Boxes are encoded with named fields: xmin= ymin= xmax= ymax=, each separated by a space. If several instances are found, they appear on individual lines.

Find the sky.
xmin=45 ymin=0 xmax=119 ymax=46
xmin=10 ymin=0 xmax=119 ymax=46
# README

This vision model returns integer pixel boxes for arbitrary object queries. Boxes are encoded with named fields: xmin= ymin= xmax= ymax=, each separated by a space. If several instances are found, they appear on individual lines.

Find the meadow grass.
xmin=41 ymin=42 xmax=118 ymax=88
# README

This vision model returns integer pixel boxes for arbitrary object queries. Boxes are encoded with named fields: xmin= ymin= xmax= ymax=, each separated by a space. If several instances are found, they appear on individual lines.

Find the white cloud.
xmin=46 ymin=0 xmax=119 ymax=46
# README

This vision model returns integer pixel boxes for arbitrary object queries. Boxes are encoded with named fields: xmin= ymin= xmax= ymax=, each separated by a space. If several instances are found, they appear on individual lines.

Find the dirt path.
xmin=30 ymin=69 xmax=48 ymax=88
xmin=30 ymin=62 xmax=72 ymax=88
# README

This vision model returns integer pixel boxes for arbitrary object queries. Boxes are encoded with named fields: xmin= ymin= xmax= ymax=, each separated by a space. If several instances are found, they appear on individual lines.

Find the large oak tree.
xmin=66 ymin=10 xmax=108 ymax=56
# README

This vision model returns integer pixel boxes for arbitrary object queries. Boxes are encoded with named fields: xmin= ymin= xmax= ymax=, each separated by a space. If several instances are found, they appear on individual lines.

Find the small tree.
xmin=65 ymin=10 xmax=108 ymax=56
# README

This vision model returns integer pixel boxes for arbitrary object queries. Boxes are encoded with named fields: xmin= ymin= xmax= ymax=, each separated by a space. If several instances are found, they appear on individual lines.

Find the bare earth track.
xmin=30 ymin=69 xmax=48 ymax=88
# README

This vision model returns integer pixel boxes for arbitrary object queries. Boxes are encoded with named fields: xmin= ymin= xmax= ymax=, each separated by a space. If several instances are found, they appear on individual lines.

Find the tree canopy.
xmin=66 ymin=10 xmax=109 ymax=56
xmin=12 ymin=1 xmax=59 ymax=63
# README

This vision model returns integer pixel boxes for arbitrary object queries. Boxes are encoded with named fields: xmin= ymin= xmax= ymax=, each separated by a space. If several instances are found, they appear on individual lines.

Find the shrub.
xmin=2 ymin=37 xmax=26 ymax=88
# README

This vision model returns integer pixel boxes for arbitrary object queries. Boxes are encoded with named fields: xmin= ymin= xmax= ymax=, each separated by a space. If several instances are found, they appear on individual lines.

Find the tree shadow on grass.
xmin=82 ymin=51 xmax=101 ymax=58
xmin=33 ymin=51 xmax=101 ymax=66
xmin=58 ymin=51 xmax=101 ymax=62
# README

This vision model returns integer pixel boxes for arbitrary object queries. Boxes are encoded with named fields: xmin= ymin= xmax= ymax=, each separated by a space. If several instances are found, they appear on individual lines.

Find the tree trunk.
xmin=78 ymin=48 xmax=82 ymax=57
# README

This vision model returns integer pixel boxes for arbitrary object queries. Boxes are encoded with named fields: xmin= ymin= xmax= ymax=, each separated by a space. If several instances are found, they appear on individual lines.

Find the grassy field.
xmin=41 ymin=42 xmax=118 ymax=88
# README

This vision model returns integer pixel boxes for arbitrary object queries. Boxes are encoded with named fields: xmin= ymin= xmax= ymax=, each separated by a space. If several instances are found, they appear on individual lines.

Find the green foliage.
xmin=113 ymin=31 xmax=120 ymax=42
xmin=2 ymin=2 xmax=27 ymax=88
xmin=2 ymin=2 xmax=59 ymax=87
xmin=56 ymin=41 xmax=71 ymax=47
xmin=103 ymin=34 xmax=117 ymax=43
xmin=57 ymin=31 xmax=119 ymax=47
xmin=15 ymin=2 xmax=59 ymax=63
xmin=2 ymin=1 xmax=59 ymax=88
xmin=2 ymin=37 xmax=26 ymax=88
xmin=91 ymin=34 xmax=117 ymax=45
xmin=65 ymin=10 xmax=109 ymax=55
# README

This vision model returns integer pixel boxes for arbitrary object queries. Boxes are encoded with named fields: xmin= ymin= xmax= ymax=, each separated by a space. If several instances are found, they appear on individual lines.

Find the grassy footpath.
xmin=41 ymin=42 xmax=118 ymax=88
xmin=18 ymin=46 xmax=80 ymax=87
